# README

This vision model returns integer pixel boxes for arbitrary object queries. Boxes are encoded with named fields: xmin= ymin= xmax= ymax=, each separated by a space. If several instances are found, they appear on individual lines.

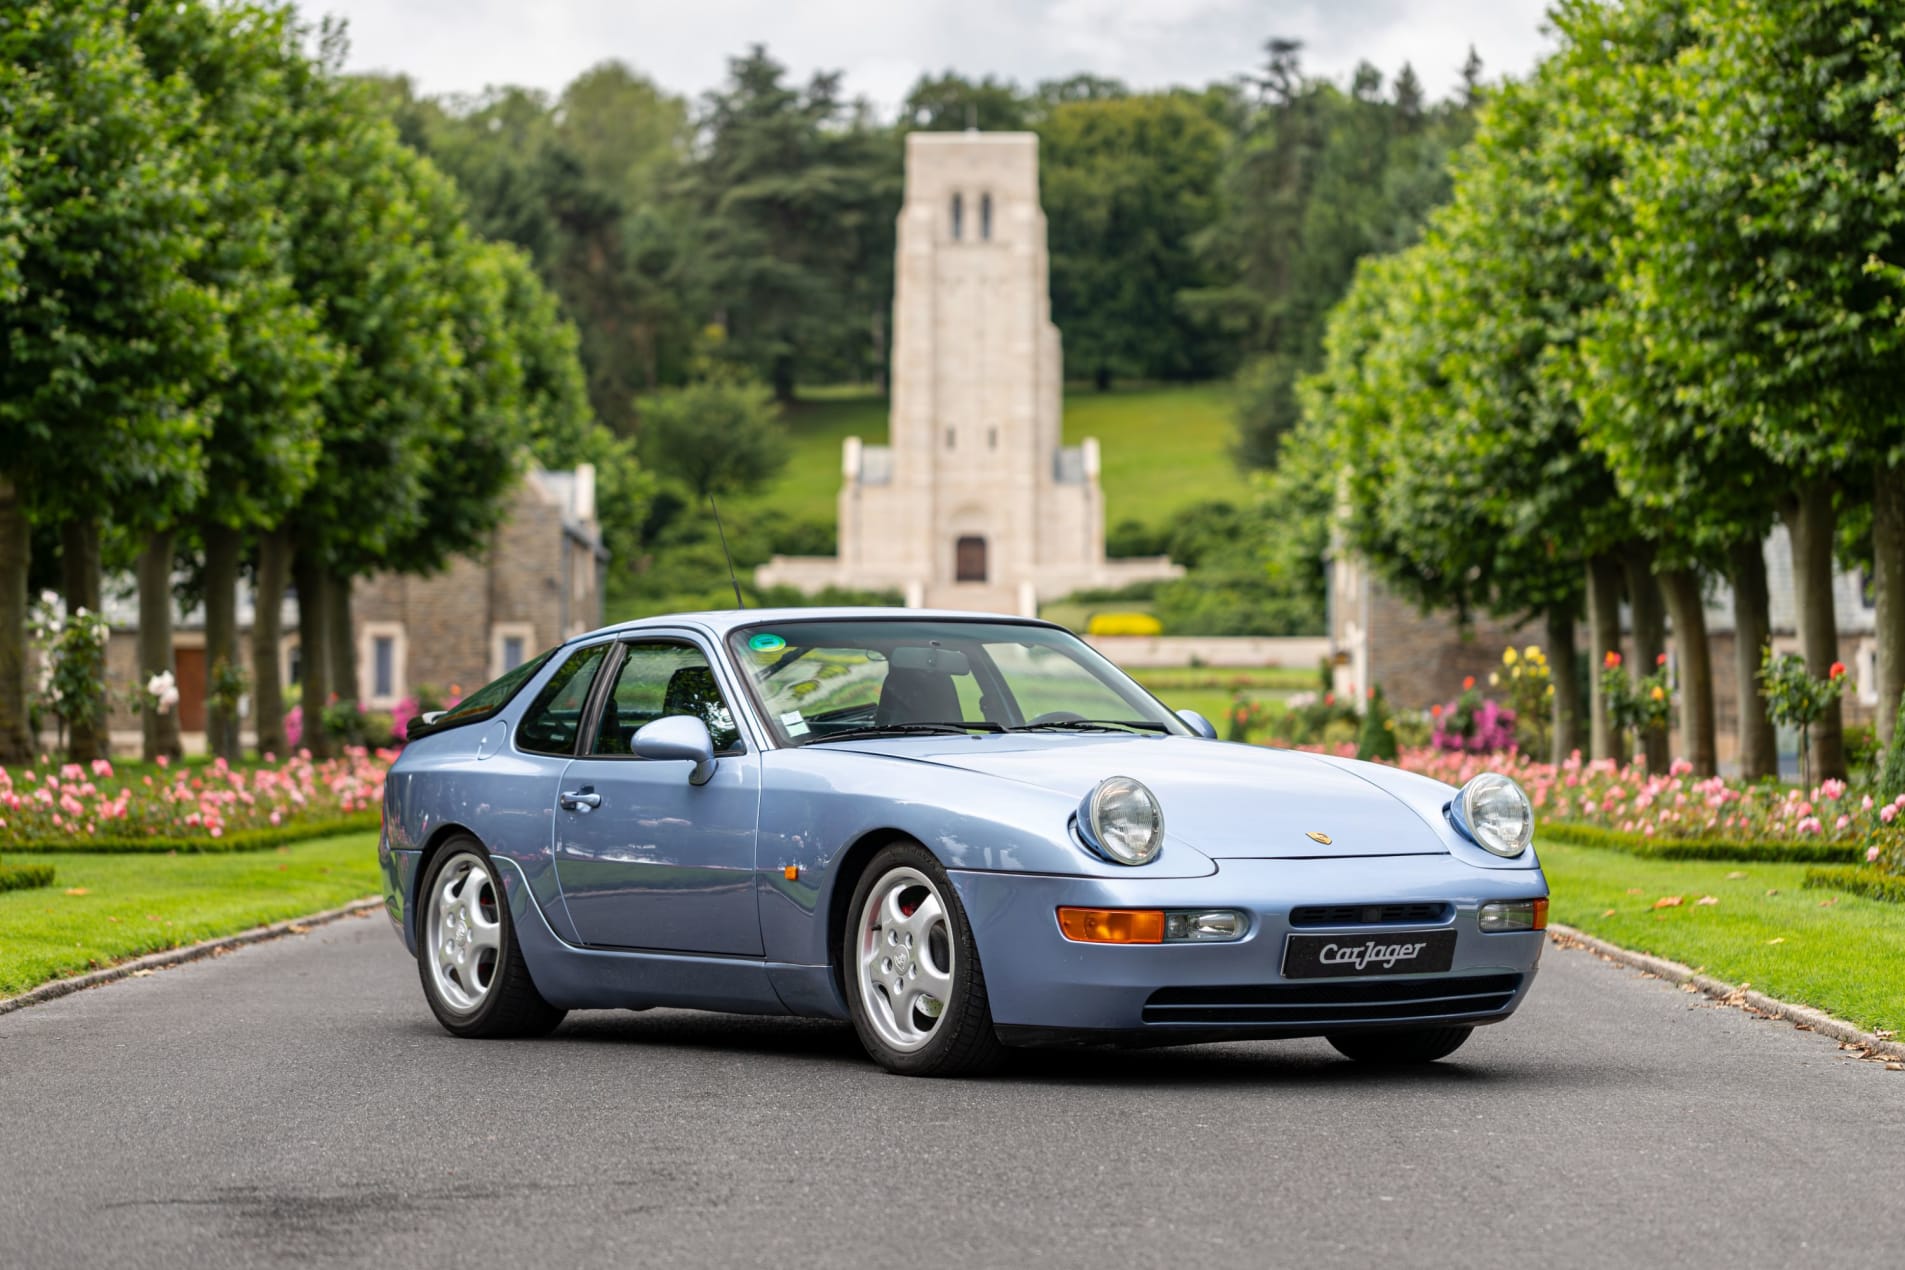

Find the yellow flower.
xmin=1650 ymin=685 xmax=1666 ymax=702
xmin=1524 ymin=644 xmax=1541 ymax=662
xmin=1502 ymin=647 xmax=1519 ymax=666
xmin=1489 ymin=672 xmax=1500 ymax=686
xmin=1545 ymin=684 xmax=1555 ymax=697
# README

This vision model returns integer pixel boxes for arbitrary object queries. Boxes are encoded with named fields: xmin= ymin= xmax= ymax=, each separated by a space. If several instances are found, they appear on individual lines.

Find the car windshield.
xmin=726 ymin=618 xmax=1187 ymax=746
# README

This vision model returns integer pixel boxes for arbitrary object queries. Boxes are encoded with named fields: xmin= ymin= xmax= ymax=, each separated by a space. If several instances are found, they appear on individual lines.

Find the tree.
xmin=1608 ymin=0 xmax=1905 ymax=777
xmin=639 ymin=380 xmax=789 ymax=501
xmin=0 ymin=0 xmax=221 ymax=762
xmin=130 ymin=0 xmax=335 ymax=761
xmin=1039 ymin=93 xmax=1229 ymax=386
xmin=902 ymin=72 xmax=1032 ymax=131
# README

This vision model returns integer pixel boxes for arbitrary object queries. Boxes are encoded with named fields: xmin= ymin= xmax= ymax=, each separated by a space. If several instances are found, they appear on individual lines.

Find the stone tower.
xmin=756 ymin=131 xmax=1178 ymax=613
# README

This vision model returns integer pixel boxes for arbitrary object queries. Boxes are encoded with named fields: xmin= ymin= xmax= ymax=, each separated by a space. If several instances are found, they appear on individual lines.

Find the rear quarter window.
xmin=405 ymin=646 xmax=557 ymax=741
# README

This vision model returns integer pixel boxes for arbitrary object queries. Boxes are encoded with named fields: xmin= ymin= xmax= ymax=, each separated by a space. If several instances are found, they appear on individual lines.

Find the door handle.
xmin=559 ymin=788 xmax=601 ymax=812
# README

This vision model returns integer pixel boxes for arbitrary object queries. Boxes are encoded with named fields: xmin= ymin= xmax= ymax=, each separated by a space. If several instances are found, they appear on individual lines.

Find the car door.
xmin=551 ymin=636 xmax=764 ymax=956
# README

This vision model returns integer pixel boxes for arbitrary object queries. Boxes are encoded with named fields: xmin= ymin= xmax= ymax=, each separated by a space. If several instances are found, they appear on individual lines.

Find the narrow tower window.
xmin=980 ymin=192 xmax=992 ymax=241
xmin=950 ymin=192 xmax=963 ymax=241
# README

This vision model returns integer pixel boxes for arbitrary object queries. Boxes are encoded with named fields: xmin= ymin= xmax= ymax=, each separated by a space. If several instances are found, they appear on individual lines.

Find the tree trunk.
xmin=1546 ymin=602 xmax=1579 ymax=764
xmin=202 ymin=524 xmax=242 ymax=762
xmin=0 ymin=478 xmax=32 ymax=763
xmin=1660 ymin=568 xmax=1716 ymax=777
xmin=292 ymin=547 xmax=332 ymax=759
xmin=60 ymin=517 xmax=107 ymax=763
xmin=326 ymin=570 xmax=358 ymax=705
xmin=1873 ymin=461 xmax=1905 ymax=748
xmin=1622 ymin=544 xmax=1670 ymax=772
xmin=1783 ymin=486 xmax=1847 ymax=782
xmin=252 ymin=530 xmax=291 ymax=759
xmin=136 ymin=531 xmax=183 ymax=763
xmin=1728 ymin=539 xmax=1779 ymax=783
xmin=1586 ymin=553 xmax=1627 ymax=766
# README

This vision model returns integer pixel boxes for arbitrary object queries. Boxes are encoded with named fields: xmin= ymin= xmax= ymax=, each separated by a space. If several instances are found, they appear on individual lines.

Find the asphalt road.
xmin=1 ymin=915 xmax=1899 ymax=1270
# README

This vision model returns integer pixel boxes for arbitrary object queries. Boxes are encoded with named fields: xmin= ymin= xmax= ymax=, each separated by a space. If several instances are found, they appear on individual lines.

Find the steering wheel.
xmin=1026 ymin=710 xmax=1086 ymax=726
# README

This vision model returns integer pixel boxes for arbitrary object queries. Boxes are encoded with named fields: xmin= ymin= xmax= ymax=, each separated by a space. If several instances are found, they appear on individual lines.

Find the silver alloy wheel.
xmin=855 ymin=866 xmax=955 ymax=1053
xmin=426 ymin=850 xmax=503 ymax=1014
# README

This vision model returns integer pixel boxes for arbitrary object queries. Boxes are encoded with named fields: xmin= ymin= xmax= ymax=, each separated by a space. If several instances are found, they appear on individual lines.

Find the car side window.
xmin=516 ymin=643 xmax=610 ymax=755
xmin=592 ymin=641 xmax=743 ymax=756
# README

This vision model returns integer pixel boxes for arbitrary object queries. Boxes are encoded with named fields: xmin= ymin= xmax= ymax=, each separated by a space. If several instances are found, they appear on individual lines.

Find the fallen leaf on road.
xmin=1696 ymin=896 xmax=1719 ymax=906
xmin=1875 ymin=1029 xmax=1897 ymax=1040
xmin=1602 ymin=908 xmax=1616 ymax=917
xmin=1888 ymin=1062 xmax=1904 ymax=1072
xmin=287 ymin=924 xmax=309 ymax=935
xmin=1653 ymin=896 xmax=1683 ymax=909
xmin=129 ymin=969 xmax=153 ymax=978
xmin=63 ymin=887 xmax=89 ymax=896
xmin=1725 ymin=871 xmax=1747 ymax=880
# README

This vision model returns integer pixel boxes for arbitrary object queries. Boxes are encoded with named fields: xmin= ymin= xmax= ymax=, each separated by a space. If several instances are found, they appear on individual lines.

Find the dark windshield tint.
xmin=406 ymin=646 xmax=556 ymax=741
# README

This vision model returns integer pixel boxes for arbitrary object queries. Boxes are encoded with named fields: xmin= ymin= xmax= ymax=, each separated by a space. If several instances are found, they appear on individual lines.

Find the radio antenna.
xmin=708 ymin=493 xmax=746 ymax=609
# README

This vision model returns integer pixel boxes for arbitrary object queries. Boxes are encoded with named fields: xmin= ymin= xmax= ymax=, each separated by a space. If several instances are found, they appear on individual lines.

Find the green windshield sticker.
xmin=748 ymin=632 xmax=787 ymax=653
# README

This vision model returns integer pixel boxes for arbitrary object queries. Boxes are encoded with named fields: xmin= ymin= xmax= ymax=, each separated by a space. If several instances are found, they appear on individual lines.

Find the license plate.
xmin=1282 ymin=929 xmax=1457 ymax=979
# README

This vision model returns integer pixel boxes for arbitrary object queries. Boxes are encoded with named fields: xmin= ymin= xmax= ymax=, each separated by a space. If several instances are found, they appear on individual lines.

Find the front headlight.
xmin=1449 ymin=773 xmax=1534 ymax=857
xmin=1078 ymin=776 xmax=1164 ymax=866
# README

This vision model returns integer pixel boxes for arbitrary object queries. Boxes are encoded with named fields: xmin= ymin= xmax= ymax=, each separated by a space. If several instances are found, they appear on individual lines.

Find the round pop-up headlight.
xmin=1079 ymin=776 xmax=1164 ymax=866
xmin=1451 ymin=773 xmax=1534 ymax=858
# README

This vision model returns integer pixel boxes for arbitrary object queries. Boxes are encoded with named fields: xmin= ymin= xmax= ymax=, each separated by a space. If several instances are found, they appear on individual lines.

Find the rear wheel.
xmin=417 ymin=838 xmax=566 ymax=1039
xmin=843 ymin=842 xmax=1005 ymax=1077
xmin=1326 ymin=1025 xmax=1473 ymax=1065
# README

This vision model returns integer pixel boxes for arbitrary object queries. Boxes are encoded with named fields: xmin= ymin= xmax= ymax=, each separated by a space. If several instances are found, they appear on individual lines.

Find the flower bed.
xmin=0 ymin=751 xmax=391 ymax=847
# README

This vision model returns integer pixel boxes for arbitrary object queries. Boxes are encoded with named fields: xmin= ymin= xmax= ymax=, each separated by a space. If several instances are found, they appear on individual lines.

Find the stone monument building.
xmin=756 ymin=131 xmax=1178 ymax=613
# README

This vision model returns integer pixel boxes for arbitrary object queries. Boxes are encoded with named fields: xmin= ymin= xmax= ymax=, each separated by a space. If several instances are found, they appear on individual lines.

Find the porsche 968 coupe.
xmin=379 ymin=609 xmax=1546 ymax=1076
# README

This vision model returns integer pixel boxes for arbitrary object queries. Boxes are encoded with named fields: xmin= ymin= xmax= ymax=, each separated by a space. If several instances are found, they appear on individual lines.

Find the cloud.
xmin=301 ymin=0 xmax=1554 ymax=110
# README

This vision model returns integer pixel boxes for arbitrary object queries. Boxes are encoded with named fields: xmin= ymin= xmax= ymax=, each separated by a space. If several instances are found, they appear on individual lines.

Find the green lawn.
xmin=0 ymin=831 xmax=381 ymax=997
xmin=736 ymin=382 xmax=1251 ymax=534
xmin=1539 ymin=840 xmax=1905 ymax=1035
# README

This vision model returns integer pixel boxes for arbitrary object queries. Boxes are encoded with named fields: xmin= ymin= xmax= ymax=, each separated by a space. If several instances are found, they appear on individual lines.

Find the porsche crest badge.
xmin=1305 ymin=831 xmax=1333 ymax=845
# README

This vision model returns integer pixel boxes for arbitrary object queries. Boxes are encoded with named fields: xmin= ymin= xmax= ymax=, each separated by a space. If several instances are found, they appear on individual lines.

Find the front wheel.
xmin=843 ymin=843 xmax=1006 ymax=1076
xmin=417 ymin=837 xmax=566 ymax=1039
xmin=1326 ymin=1025 xmax=1473 ymax=1065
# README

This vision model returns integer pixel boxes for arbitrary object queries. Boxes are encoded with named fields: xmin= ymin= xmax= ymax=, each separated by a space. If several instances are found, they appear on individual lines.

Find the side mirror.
xmin=1175 ymin=708 xmax=1218 ymax=740
xmin=632 ymin=715 xmax=717 ymax=785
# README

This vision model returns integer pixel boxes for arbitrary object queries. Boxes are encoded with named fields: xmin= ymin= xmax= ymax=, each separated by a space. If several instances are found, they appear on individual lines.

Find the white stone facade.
xmin=756 ymin=131 xmax=1179 ymax=614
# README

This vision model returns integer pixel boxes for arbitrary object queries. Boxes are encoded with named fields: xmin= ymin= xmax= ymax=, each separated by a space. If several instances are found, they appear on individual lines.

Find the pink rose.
xmin=1869 ymin=846 xmax=1884 ymax=863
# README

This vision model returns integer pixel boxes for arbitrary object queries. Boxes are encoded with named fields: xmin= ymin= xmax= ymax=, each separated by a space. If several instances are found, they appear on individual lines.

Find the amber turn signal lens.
xmin=1532 ymin=897 xmax=1549 ymax=930
xmin=1057 ymin=907 xmax=1165 ymax=944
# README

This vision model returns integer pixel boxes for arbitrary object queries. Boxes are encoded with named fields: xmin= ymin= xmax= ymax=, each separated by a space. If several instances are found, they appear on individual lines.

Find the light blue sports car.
xmin=380 ymin=609 xmax=1547 ymax=1076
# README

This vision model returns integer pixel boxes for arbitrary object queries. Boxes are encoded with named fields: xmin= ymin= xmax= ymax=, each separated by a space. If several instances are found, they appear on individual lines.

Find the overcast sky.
xmin=299 ymin=0 xmax=1558 ymax=113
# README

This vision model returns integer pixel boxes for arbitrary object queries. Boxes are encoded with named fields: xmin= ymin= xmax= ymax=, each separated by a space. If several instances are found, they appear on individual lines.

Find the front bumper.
xmin=947 ymin=855 xmax=1546 ymax=1043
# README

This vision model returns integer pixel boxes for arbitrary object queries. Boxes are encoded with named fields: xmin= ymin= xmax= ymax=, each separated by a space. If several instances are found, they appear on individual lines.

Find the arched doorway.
xmin=955 ymin=536 xmax=988 ymax=583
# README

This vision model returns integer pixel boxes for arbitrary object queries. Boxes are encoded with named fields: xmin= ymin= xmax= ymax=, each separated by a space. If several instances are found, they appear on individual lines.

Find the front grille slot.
xmin=1289 ymin=902 xmax=1453 ymax=927
xmin=1141 ymin=973 xmax=1523 ymax=1026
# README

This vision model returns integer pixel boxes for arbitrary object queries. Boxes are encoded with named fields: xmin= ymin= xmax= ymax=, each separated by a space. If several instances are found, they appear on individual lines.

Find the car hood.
xmin=836 ymin=734 xmax=1453 ymax=859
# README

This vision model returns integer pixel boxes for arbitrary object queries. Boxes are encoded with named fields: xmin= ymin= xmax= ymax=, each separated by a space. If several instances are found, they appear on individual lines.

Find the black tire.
xmin=842 ymin=842 xmax=1007 ymax=1077
xmin=416 ymin=836 xmax=566 ymax=1039
xmin=1326 ymin=1025 xmax=1473 ymax=1065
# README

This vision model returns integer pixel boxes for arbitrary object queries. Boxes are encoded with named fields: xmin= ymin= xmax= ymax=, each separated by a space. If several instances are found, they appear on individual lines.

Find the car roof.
xmin=570 ymin=607 xmax=1068 ymax=647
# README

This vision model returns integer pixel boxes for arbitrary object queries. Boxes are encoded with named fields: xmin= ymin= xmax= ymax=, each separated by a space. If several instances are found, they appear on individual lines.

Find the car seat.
xmin=874 ymin=668 xmax=962 ymax=727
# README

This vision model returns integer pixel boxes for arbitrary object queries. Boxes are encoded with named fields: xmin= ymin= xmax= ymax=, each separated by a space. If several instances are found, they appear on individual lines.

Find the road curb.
xmin=1548 ymin=922 xmax=1904 ymax=1064
xmin=0 ymin=896 xmax=383 ymax=1018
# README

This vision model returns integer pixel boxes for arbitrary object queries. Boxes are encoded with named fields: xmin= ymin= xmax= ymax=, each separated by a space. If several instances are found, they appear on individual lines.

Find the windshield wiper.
xmin=806 ymin=721 xmax=1005 ymax=744
xmin=1008 ymin=719 xmax=1170 ymax=734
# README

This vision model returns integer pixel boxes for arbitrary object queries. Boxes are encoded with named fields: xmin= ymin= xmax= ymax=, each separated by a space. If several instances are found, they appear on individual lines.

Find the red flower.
xmin=1324 ymin=693 xmax=1335 ymax=706
xmin=1830 ymin=661 xmax=1846 ymax=680
xmin=1655 ymin=653 xmax=1668 ymax=666
xmin=1431 ymin=704 xmax=1443 ymax=718
xmin=1604 ymin=650 xmax=1622 ymax=669
xmin=1462 ymin=676 xmax=1475 ymax=691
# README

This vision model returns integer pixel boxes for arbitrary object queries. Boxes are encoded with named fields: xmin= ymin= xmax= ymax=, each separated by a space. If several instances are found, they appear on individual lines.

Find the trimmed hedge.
xmin=0 ymin=811 xmax=380 ymax=856
xmin=0 ymin=861 xmax=56 ymax=892
xmin=1540 ymin=820 xmax=1866 ymax=865
xmin=1804 ymin=866 xmax=1905 ymax=905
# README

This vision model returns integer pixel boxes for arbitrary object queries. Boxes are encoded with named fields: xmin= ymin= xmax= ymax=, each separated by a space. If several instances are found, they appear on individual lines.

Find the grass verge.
xmin=0 ymin=831 xmax=381 ymax=997
xmin=1803 ymin=866 xmax=1905 ymax=905
xmin=1540 ymin=839 xmax=1905 ymax=1035
xmin=1539 ymin=820 xmax=1863 ymax=865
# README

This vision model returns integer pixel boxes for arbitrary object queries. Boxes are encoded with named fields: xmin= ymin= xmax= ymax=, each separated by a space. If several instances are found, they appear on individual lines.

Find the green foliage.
xmin=1804 ymin=867 xmax=1905 ymax=906
xmin=0 ymin=812 xmax=380 ymax=856
xmin=0 ymin=861 xmax=55 ymax=893
xmin=1881 ymin=697 xmax=1905 ymax=803
xmin=640 ymin=379 xmax=790 ymax=500
xmin=1539 ymin=821 xmax=1864 ymax=866
xmin=1356 ymin=686 xmax=1399 ymax=762
xmin=26 ymin=597 xmax=111 ymax=741
xmin=1759 ymin=649 xmax=1849 ymax=784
